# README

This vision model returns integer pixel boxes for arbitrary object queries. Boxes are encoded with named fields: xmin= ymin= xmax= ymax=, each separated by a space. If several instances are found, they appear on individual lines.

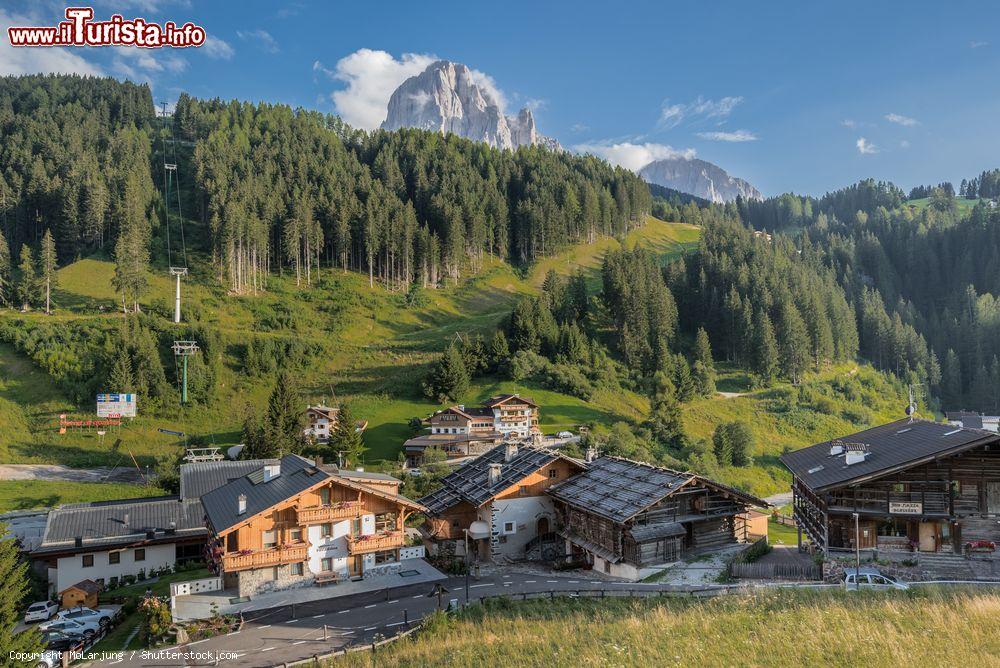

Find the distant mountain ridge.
xmin=381 ymin=60 xmax=559 ymax=151
xmin=640 ymin=157 xmax=761 ymax=204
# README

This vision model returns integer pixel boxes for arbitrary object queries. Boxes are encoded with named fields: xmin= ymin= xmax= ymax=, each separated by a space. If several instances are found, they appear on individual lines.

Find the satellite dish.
xmin=467 ymin=521 xmax=490 ymax=540
xmin=905 ymin=403 xmax=915 ymax=416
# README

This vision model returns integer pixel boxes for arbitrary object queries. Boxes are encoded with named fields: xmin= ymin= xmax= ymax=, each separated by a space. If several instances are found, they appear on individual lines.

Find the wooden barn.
xmin=781 ymin=418 xmax=1000 ymax=560
xmin=59 ymin=579 xmax=102 ymax=609
xmin=546 ymin=456 xmax=768 ymax=579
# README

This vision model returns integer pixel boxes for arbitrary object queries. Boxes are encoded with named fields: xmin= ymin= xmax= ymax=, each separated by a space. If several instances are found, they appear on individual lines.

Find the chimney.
xmin=145 ymin=529 xmax=155 ymax=539
xmin=238 ymin=493 xmax=247 ymax=515
xmin=488 ymin=462 xmax=502 ymax=487
xmin=585 ymin=446 xmax=598 ymax=463
xmin=829 ymin=442 xmax=844 ymax=456
xmin=263 ymin=463 xmax=281 ymax=482
xmin=458 ymin=404 xmax=465 ymax=412
xmin=314 ymin=455 xmax=324 ymax=467
xmin=123 ymin=513 xmax=129 ymax=529
xmin=504 ymin=442 xmax=518 ymax=462
xmin=74 ymin=536 xmax=83 ymax=548
xmin=845 ymin=450 xmax=868 ymax=466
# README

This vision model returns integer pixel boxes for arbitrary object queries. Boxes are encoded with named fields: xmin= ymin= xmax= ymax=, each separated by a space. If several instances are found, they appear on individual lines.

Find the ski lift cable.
xmin=159 ymin=101 xmax=172 ymax=268
xmin=166 ymin=108 xmax=188 ymax=268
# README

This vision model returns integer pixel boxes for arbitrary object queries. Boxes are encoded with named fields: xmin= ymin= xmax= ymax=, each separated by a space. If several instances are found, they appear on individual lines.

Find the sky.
xmin=3 ymin=0 xmax=1000 ymax=197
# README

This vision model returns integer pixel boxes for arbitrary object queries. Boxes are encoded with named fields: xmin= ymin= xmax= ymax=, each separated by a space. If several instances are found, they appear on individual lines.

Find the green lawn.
xmin=768 ymin=517 xmax=799 ymax=547
xmin=905 ymin=196 xmax=991 ymax=214
xmin=0 ymin=480 xmax=166 ymax=513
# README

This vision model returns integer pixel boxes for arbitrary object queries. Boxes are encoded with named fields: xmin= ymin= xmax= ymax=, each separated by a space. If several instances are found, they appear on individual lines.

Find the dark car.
xmin=40 ymin=630 xmax=84 ymax=651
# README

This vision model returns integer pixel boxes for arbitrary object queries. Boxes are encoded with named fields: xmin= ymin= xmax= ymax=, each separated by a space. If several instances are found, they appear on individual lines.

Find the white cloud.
xmin=0 ymin=9 xmax=103 ymax=77
xmin=900 ymin=139 xmax=911 ymax=149
xmin=237 ymin=29 xmax=279 ymax=53
xmin=970 ymin=40 xmax=989 ymax=49
xmin=884 ymin=112 xmax=919 ymax=127
xmin=202 ymin=36 xmax=235 ymax=60
xmin=322 ymin=49 xmax=437 ymax=130
xmin=110 ymin=47 xmax=186 ymax=83
xmin=696 ymin=129 xmax=757 ymax=142
xmin=856 ymin=137 xmax=879 ymax=155
xmin=573 ymin=141 xmax=696 ymax=172
xmin=658 ymin=96 xmax=743 ymax=129
xmin=467 ymin=68 xmax=506 ymax=111
xmin=570 ymin=123 xmax=590 ymax=133
xmin=841 ymin=119 xmax=858 ymax=129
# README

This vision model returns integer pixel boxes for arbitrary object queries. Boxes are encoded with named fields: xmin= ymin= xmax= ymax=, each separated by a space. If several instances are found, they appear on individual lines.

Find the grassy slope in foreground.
xmin=0 ymin=480 xmax=166 ymax=514
xmin=335 ymin=588 xmax=999 ymax=668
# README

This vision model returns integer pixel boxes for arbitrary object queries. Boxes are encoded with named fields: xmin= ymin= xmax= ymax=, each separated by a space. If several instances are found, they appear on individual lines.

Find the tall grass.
xmin=334 ymin=588 xmax=999 ymax=667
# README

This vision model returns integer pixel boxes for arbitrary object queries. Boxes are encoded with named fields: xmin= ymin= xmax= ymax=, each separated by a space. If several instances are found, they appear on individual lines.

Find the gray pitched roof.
xmin=200 ymin=455 xmax=329 ymax=534
xmin=629 ymin=521 xmax=686 ymax=542
xmin=547 ymin=457 xmax=693 ymax=523
xmin=33 ymin=496 xmax=207 ymax=555
xmin=779 ymin=418 xmax=999 ymax=492
xmin=419 ymin=444 xmax=564 ymax=514
xmin=180 ymin=459 xmax=278 ymax=499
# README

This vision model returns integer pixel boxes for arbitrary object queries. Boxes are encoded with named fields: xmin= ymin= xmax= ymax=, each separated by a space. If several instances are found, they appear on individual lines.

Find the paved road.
xmin=85 ymin=573 xmax=735 ymax=668
xmin=0 ymin=464 xmax=148 ymax=484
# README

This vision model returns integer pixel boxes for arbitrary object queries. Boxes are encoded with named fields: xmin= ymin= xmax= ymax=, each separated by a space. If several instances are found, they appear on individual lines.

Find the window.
xmin=290 ymin=529 xmax=302 ymax=543
xmin=109 ymin=551 xmax=120 ymax=565
xmin=321 ymin=523 xmax=332 ymax=538
xmin=263 ymin=530 xmax=277 ymax=549
xmin=82 ymin=554 xmax=94 ymax=568
xmin=134 ymin=549 xmax=145 ymax=562
xmin=227 ymin=532 xmax=238 ymax=551
xmin=262 ymin=566 xmax=278 ymax=582
xmin=319 ymin=487 xmax=331 ymax=506
xmin=375 ymin=513 xmax=397 ymax=532
xmin=291 ymin=562 xmax=304 ymax=576
xmin=351 ymin=518 xmax=362 ymax=536
xmin=321 ymin=557 xmax=333 ymax=572
xmin=548 ymin=469 xmax=558 ymax=479
xmin=519 ymin=486 xmax=528 ymax=496
xmin=374 ymin=550 xmax=396 ymax=564
xmin=503 ymin=521 xmax=516 ymax=534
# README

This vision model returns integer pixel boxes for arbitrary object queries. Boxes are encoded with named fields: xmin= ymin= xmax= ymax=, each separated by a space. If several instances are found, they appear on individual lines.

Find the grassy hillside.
xmin=905 ymin=196 xmax=990 ymax=213
xmin=0 ymin=212 xmax=910 ymax=500
xmin=336 ymin=589 xmax=999 ymax=667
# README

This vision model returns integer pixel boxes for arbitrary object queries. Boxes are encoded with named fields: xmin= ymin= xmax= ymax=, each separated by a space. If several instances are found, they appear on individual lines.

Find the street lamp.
xmin=853 ymin=512 xmax=861 ymax=585
xmin=463 ymin=528 xmax=470 ymax=603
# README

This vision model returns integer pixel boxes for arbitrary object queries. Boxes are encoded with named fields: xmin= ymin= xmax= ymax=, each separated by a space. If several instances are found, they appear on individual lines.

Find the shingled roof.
xmin=179 ymin=458 xmax=278 ymax=500
xmin=547 ymin=456 xmax=766 ymax=524
xmin=779 ymin=418 xmax=999 ymax=492
xmin=33 ymin=496 xmax=207 ymax=555
xmin=420 ymin=444 xmax=568 ymax=515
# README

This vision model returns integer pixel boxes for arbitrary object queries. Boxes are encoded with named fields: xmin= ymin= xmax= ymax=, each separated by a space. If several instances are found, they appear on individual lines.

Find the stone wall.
xmin=238 ymin=564 xmax=314 ymax=598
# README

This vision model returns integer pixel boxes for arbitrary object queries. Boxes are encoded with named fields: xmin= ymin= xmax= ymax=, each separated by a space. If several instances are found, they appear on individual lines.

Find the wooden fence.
xmin=729 ymin=561 xmax=822 ymax=580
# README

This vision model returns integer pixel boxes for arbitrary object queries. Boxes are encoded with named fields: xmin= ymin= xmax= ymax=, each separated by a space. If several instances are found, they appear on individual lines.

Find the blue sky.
xmin=3 ymin=0 xmax=999 ymax=196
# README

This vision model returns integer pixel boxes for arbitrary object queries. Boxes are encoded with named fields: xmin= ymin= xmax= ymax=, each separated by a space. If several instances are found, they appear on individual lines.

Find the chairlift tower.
xmin=169 ymin=266 xmax=187 ymax=323
xmin=172 ymin=340 xmax=199 ymax=404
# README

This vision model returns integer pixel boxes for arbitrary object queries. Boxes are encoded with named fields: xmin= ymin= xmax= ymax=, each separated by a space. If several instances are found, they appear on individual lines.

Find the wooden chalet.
xmin=547 ymin=456 xmax=767 ymax=579
xmin=419 ymin=443 xmax=584 ymax=562
xmin=781 ymin=418 xmax=1000 ymax=557
xmin=200 ymin=455 xmax=426 ymax=597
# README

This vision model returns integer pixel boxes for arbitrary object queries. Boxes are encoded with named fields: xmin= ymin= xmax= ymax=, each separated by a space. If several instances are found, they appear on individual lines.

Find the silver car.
xmin=844 ymin=567 xmax=910 ymax=591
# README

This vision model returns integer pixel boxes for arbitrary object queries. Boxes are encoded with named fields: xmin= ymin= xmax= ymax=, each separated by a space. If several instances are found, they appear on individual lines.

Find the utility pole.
xmin=853 ymin=511 xmax=861 ymax=585
xmin=170 ymin=266 xmax=187 ymax=323
xmin=172 ymin=340 xmax=199 ymax=404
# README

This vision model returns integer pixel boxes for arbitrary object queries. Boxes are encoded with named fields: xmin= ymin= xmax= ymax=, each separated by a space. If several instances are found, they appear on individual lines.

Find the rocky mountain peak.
xmin=639 ymin=156 xmax=762 ymax=204
xmin=381 ymin=60 xmax=559 ymax=151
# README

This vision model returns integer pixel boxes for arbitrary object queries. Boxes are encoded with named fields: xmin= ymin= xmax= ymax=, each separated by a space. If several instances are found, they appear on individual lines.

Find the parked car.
xmin=23 ymin=601 xmax=59 ymax=623
xmin=557 ymin=431 xmax=574 ymax=439
xmin=844 ymin=567 xmax=910 ymax=591
xmin=55 ymin=606 xmax=113 ymax=627
xmin=41 ymin=630 xmax=85 ymax=651
xmin=39 ymin=618 xmax=99 ymax=639
xmin=33 ymin=651 xmax=63 ymax=668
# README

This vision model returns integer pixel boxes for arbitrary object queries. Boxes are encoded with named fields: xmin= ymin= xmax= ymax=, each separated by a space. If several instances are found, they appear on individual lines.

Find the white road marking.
xmin=293 ymin=640 xmax=307 ymax=645
xmin=388 ymin=600 xmax=398 ymax=604
xmin=568 ymin=580 xmax=579 ymax=583
xmin=386 ymin=621 xmax=406 ymax=627
xmin=259 ymin=624 xmax=272 ymax=629
xmin=469 ymin=583 xmax=491 ymax=588
xmin=546 ymin=580 xmax=558 ymax=583
xmin=364 ymin=604 xmax=377 ymax=609
xmin=364 ymin=626 xmax=378 ymax=631
xmin=283 ymin=619 xmax=297 ymax=624
xmin=187 ymin=639 xmax=208 ymax=645
xmin=261 ymin=647 xmax=275 ymax=652
xmin=226 ymin=630 xmax=240 ymax=636
xmin=312 ymin=614 xmax=324 ymax=619
xmin=525 ymin=580 xmax=536 ymax=583
xmin=338 ymin=610 xmax=350 ymax=614
xmin=412 ymin=595 xmax=423 ymax=599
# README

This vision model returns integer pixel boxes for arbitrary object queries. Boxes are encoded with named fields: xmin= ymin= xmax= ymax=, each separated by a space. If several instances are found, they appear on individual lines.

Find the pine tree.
xmin=0 ymin=232 xmax=10 ymax=307
xmin=423 ymin=343 xmax=470 ymax=403
xmin=329 ymin=403 xmax=366 ymax=467
xmin=16 ymin=244 xmax=36 ymax=311
xmin=941 ymin=348 xmax=962 ymax=407
xmin=0 ymin=522 xmax=43 ymax=657
xmin=712 ymin=424 xmax=734 ymax=466
xmin=262 ymin=372 xmax=304 ymax=456
xmin=39 ymin=228 xmax=57 ymax=314
xmin=777 ymin=302 xmax=810 ymax=384
xmin=648 ymin=371 xmax=685 ymax=449
xmin=752 ymin=308 xmax=779 ymax=385
xmin=107 ymin=347 xmax=136 ymax=393
xmin=488 ymin=329 xmax=511 ymax=373
xmin=693 ymin=327 xmax=716 ymax=396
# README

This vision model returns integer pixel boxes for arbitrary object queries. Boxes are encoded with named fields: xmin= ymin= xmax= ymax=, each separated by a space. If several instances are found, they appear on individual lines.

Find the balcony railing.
xmin=347 ymin=531 xmax=404 ymax=555
xmin=221 ymin=543 xmax=308 ymax=572
xmin=297 ymin=501 xmax=362 ymax=524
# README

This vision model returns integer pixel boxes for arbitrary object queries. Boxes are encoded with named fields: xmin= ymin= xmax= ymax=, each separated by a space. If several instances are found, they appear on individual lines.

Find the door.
xmin=952 ymin=522 xmax=962 ymax=552
xmin=918 ymin=522 xmax=938 ymax=552
xmin=858 ymin=521 xmax=877 ymax=549
xmin=537 ymin=517 xmax=550 ymax=535
xmin=350 ymin=555 xmax=363 ymax=577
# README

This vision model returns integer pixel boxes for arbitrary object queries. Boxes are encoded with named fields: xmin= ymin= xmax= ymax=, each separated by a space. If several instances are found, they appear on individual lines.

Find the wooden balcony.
xmin=297 ymin=502 xmax=362 ymax=524
xmin=221 ymin=543 xmax=309 ymax=572
xmin=347 ymin=531 xmax=404 ymax=555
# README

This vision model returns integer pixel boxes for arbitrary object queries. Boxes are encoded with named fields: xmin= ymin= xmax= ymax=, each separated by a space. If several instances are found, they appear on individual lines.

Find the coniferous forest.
xmin=2 ymin=74 xmax=1000 ymax=424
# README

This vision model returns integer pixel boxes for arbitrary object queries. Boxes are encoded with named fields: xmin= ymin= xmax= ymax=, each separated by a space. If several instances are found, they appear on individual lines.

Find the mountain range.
xmin=380 ymin=60 xmax=759 ymax=203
